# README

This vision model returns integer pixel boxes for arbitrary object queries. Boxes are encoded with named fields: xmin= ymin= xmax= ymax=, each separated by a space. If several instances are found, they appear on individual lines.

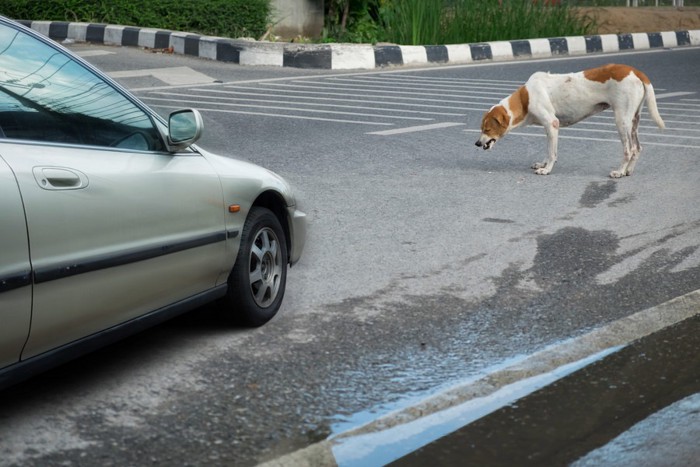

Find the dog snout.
xmin=475 ymin=137 xmax=495 ymax=150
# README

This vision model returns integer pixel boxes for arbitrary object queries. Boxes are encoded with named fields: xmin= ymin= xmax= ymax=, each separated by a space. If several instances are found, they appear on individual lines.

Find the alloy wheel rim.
xmin=249 ymin=227 xmax=282 ymax=308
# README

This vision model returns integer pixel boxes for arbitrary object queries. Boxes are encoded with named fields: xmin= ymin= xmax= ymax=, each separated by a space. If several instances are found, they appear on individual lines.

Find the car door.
xmin=3 ymin=142 xmax=227 ymax=358
xmin=0 ymin=20 xmax=228 ymax=359
xmin=0 ymin=156 xmax=32 ymax=369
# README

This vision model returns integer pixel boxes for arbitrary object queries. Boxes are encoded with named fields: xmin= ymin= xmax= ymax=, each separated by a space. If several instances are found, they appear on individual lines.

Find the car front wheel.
xmin=224 ymin=207 xmax=288 ymax=326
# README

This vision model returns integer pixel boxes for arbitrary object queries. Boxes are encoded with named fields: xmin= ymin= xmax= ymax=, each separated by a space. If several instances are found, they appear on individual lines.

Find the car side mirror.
xmin=165 ymin=109 xmax=203 ymax=152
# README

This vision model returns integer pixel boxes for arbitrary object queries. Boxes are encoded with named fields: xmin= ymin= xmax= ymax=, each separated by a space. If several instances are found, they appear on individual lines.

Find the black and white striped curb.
xmin=18 ymin=20 xmax=700 ymax=70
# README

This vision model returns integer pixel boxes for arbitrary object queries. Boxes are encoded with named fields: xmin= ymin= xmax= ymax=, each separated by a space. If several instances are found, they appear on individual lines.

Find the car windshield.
xmin=0 ymin=21 xmax=162 ymax=150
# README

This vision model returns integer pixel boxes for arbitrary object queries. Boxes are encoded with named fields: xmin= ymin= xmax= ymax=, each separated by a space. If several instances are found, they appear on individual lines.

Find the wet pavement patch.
xmin=531 ymin=227 xmax=619 ymax=287
xmin=579 ymin=180 xmax=616 ymax=208
xmin=391 ymin=313 xmax=700 ymax=466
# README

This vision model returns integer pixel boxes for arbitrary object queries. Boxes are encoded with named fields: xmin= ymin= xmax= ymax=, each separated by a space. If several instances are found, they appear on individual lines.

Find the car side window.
xmin=0 ymin=22 xmax=163 ymax=151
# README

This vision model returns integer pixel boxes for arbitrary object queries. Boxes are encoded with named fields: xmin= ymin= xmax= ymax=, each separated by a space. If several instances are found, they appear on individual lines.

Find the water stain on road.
xmin=579 ymin=181 xmax=616 ymax=208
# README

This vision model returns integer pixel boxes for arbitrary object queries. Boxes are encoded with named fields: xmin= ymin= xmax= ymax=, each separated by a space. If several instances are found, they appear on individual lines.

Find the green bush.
xmin=0 ymin=0 xmax=271 ymax=39
xmin=325 ymin=0 xmax=595 ymax=45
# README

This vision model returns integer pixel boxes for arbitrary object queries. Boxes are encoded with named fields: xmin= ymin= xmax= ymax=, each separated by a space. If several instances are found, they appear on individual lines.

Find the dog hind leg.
xmin=611 ymin=110 xmax=635 ymax=178
xmin=625 ymin=112 xmax=643 ymax=176
xmin=611 ymin=84 xmax=647 ymax=178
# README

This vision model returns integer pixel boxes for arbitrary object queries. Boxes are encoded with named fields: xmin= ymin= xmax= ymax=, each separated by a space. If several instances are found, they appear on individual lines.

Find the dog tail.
xmin=644 ymin=83 xmax=665 ymax=130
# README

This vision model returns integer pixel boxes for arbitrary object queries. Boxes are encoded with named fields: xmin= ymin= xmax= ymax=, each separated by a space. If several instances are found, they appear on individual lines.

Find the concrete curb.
xmin=258 ymin=288 xmax=700 ymax=466
xmin=17 ymin=20 xmax=700 ymax=70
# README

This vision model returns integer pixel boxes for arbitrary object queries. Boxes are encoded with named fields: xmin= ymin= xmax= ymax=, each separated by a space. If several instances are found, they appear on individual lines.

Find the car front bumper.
xmin=288 ymin=207 xmax=306 ymax=266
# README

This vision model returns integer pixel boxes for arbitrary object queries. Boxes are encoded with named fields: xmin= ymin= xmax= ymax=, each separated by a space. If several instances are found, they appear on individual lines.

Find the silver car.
xmin=0 ymin=16 xmax=306 ymax=388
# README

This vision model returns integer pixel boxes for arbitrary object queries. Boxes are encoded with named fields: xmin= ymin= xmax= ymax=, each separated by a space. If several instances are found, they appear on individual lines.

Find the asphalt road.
xmin=1 ymin=43 xmax=699 ymax=466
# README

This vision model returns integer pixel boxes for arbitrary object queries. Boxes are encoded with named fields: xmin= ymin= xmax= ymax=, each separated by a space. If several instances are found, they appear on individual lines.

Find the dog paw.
xmin=609 ymin=170 xmax=628 ymax=178
xmin=535 ymin=168 xmax=551 ymax=175
xmin=532 ymin=162 xmax=547 ymax=169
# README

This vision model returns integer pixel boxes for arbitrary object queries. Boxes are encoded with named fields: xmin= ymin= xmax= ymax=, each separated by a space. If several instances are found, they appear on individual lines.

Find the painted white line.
xmin=359 ymin=75 xmax=524 ymax=85
xmin=523 ymin=126 xmax=700 ymax=140
xmin=261 ymin=81 xmax=505 ymax=99
xmin=462 ymin=129 xmax=700 ymax=150
xmin=560 ymin=136 xmax=700 ymax=149
xmin=659 ymin=101 xmax=700 ymax=108
xmin=574 ymin=120 xmax=700 ymax=133
xmin=218 ymin=84 xmax=496 ymax=106
xmin=148 ymin=91 xmax=465 ymax=117
xmin=192 ymin=88 xmax=475 ymax=111
xmin=74 ymin=49 xmax=115 ymax=57
xmin=109 ymin=66 xmax=216 ymax=86
xmin=574 ymin=113 xmax=700 ymax=127
xmin=326 ymin=76 xmax=518 ymax=91
xmin=367 ymin=122 xmax=465 ymax=136
xmin=467 ymin=118 xmax=700 ymax=138
xmin=656 ymin=91 xmax=697 ymax=99
xmin=657 ymin=106 xmax=700 ymax=115
xmin=142 ymin=96 xmax=433 ymax=121
xmin=150 ymin=105 xmax=394 ymax=126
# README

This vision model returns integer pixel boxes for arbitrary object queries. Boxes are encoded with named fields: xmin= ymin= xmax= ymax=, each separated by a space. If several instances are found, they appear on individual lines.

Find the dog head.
xmin=475 ymin=105 xmax=511 ymax=150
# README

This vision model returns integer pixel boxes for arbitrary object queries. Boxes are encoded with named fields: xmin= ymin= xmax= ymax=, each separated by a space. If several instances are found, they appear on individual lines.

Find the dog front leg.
xmin=533 ymin=118 xmax=559 ymax=175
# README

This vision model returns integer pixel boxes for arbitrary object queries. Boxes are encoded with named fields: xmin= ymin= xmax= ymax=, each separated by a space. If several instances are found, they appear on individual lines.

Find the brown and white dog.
xmin=475 ymin=64 xmax=665 ymax=178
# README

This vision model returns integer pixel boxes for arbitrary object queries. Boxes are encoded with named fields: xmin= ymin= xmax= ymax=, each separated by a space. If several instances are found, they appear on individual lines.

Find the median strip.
xmin=19 ymin=20 xmax=700 ymax=71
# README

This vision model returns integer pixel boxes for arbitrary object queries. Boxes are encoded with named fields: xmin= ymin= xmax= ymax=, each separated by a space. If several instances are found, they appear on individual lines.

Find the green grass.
xmin=379 ymin=0 xmax=596 ymax=45
xmin=380 ymin=0 xmax=445 ymax=45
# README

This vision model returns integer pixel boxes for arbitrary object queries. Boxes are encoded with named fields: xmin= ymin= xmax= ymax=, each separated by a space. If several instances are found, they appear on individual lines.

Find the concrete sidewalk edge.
xmin=258 ymin=288 xmax=700 ymax=466
xmin=14 ymin=19 xmax=700 ymax=70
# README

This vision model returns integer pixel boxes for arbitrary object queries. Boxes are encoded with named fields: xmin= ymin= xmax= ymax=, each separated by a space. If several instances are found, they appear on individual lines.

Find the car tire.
xmin=224 ymin=207 xmax=288 ymax=327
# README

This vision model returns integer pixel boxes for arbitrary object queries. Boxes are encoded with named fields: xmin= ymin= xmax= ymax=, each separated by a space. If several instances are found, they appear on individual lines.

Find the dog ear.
xmin=494 ymin=107 xmax=510 ymax=129
xmin=480 ymin=111 xmax=489 ymax=129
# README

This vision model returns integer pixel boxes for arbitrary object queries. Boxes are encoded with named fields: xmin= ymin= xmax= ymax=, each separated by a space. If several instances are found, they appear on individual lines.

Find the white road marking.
xmin=261 ymin=81 xmax=507 ymax=99
xmin=657 ymin=102 xmax=700 ymax=111
xmin=150 ymin=104 xmax=394 ymax=126
xmin=327 ymin=76 xmax=518 ymax=91
xmin=358 ymin=75 xmax=524 ymax=85
xmin=463 ymin=129 xmax=700 ymax=150
xmin=74 ymin=49 xmax=115 ymax=57
xmin=588 ymin=122 xmax=700 ymax=132
xmin=142 ymin=96 xmax=434 ymax=121
xmin=212 ymin=84 xmax=495 ymax=106
xmin=655 ymin=91 xmax=696 ymax=99
xmin=522 ymin=126 xmax=700 ymax=140
xmin=148 ymin=91 xmax=465 ymax=117
xmin=659 ymin=101 xmax=700 ymax=108
xmin=193 ymin=88 xmax=474 ymax=111
xmin=109 ymin=66 xmax=216 ymax=86
xmin=368 ymin=122 xmax=465 ymax=136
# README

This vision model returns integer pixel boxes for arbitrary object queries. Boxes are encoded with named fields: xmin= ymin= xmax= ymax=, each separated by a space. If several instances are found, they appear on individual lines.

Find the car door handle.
xmin=33 ymin=167 xmax=89 ymax=190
